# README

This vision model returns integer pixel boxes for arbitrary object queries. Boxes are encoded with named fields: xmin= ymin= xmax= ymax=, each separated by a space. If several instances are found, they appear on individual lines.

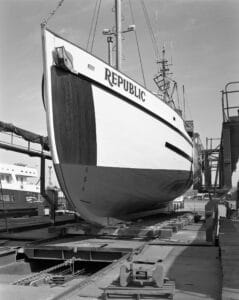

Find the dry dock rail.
xmin=0 ymin=214 xmax=76 ymax=235
xmin=0 ymin=211 xmax=223 ymax=300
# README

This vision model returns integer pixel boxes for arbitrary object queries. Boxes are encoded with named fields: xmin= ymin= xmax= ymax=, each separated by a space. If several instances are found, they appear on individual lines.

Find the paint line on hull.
xmin=165 ymin=142 xmax=193 ymax=163
xmin=55 ymin=164 xmax=193 ymax=219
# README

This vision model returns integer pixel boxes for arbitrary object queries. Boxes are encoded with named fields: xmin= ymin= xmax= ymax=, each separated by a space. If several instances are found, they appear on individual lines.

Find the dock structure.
xmin=219 ymin=82 xmax=239 ymax=189
xmin=0 ymin=121 xmax=50 ymax=159
xmin=219 ymin=218 xmax=239 ymax=300
xmin=0 ymin=211 xmax=224 ymax=300
xmin=202 ymin=82 xmax=239 ymax=192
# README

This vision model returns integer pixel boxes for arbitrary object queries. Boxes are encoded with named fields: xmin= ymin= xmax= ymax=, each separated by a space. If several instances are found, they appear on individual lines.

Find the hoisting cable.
xmin=41 ymin=0 xmax=65 ymax=27
xmin=175 ymin=83 xmax=181 ymax=109
xmin=184 ymin=87 xmax=193 ymax=120
xmin=169 ymin=81 xmax=178 ymax=110
xmin=140 ymin=0 xmax=160 ymax=61
xmin=90 ymin=0 xmax=102 ymax=53
xmin=86 ymin=0 xmax=100 ymax=51
xmin=128 ymin=0 xmax=146 ymax=87
xmin=41 ymin=0 xmax=66 ymax=110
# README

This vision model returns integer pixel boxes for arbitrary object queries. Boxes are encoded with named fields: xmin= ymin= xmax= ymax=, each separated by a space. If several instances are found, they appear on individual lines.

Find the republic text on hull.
xmin=42 ymin=27 xmax=193 ymax=226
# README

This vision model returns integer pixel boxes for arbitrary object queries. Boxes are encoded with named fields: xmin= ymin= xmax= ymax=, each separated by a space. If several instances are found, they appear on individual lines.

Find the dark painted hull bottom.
xmin=55 ymin=164 xmax=192 ymax=221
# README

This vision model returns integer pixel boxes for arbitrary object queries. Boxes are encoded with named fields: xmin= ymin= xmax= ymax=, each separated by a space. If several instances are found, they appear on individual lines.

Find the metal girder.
xmin=0 ymin=141 xmax=51 ymax=160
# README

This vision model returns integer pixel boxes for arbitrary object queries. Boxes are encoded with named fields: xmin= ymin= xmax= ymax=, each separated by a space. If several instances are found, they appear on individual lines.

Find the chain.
xmin=12 ymin=259 xmax=73 ymax=286
xmin=41 ymin=0 xmax=65 ymax=27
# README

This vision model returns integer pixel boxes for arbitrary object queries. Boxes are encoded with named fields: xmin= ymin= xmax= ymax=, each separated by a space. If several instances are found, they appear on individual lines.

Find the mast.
xmin=115 ymin=0 xmax=122 ymax=70
xmin=154 ymin=47 xmax=170 ymax=103
xmin=161 ymin=46 xmax=168 ymax=102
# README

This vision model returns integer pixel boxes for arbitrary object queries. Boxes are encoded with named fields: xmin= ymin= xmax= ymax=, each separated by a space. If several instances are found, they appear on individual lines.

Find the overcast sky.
xmin=0 ymin=0 xmax=239 ymax=184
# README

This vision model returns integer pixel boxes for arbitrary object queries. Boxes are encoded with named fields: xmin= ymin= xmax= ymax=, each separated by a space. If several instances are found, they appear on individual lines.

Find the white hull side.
xmin=92 ymin=84 xmax=192 ymax=170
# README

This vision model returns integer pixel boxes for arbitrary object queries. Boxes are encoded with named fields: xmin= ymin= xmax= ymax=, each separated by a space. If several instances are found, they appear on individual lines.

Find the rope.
xmin=41 ymin=0 xmax=65 ymax=26
xmin=128 ymin=0 xmax=146 ymax=87
xmin=90 ymin=0 xmax=102 ymax=53
xmin=86 ymin=0 xmax=100 ymax=51
xmin=140 ymin=0 xmax=160 ymax=61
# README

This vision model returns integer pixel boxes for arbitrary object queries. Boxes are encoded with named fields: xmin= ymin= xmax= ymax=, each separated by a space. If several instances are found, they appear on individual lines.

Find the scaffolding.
xmin=202 ymin=82 xmax=239 ymax=192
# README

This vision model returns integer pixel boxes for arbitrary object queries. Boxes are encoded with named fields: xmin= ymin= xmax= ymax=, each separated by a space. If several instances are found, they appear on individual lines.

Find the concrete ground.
xmin=64 ymin=223 xmax=222 ymax=300
xmin=219 ymin=218 xmax=239 ymax=300
xmin=165 ymin=245 xmax=221 ymax=300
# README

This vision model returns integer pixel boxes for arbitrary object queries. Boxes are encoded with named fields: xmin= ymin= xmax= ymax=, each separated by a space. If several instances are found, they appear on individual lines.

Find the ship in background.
xmin=41 ymin=0 xmax=193 ymax=225
xmin=0 ymin=163 xmax=42 ymax=217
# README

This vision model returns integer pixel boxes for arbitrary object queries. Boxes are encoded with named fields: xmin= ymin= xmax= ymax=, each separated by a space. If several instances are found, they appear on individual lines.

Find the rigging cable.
xmin=170 ymin=81 xmax=179 ymax=109
xmin=175 ymin=83 xmax=181 ymax=109
xmin=128 ymin=0 xmax=146 ymax=87
xmin=183 ymin=85 xmax=193 ymax=120
xmin=90 ymin=0 xmax=102 ymax=53
xmin=182 ymin=85 xmax=193 ymax=120
xmin=41 ymin=0 xmax=66 ymax=112
xmin=185 ymin=91 xmax=193 ymax=120
xmin=41 ymin=0 xmax=65 ymax=26
xmin=140 ymin=0 xmax=160 ymax=61
xmin=86 ymin=0 xmax=100 ymax=51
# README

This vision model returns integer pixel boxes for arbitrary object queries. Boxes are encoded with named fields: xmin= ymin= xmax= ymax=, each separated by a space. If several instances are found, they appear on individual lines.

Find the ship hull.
xmin=55 ymin=164 xmax=192 ymax=217
xmin=42 ymin=28 xmax=193 ymax=225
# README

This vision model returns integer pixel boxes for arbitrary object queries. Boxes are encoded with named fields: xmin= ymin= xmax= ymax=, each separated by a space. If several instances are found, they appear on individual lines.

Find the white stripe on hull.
xmin=92 ymin=84 xmax=192 ymax=170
